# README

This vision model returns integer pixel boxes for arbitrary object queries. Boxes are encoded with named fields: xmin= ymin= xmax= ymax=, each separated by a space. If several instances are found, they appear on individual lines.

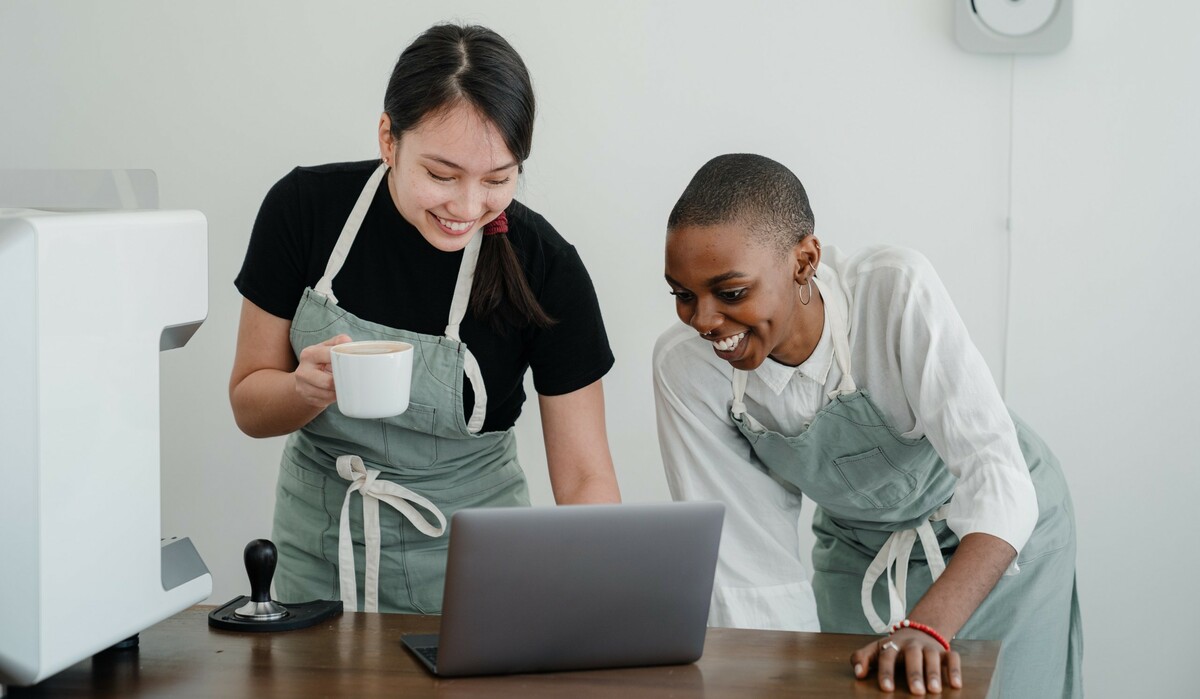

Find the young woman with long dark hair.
xmin=230 ymin=24 xmax=620 ymax=614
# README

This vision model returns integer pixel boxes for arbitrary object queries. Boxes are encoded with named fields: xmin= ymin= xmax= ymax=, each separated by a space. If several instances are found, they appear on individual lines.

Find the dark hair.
xmin=667 ymin=153 xmax=815 ymax=253
xmin=384 ymin=24 xmax=554 ymax=332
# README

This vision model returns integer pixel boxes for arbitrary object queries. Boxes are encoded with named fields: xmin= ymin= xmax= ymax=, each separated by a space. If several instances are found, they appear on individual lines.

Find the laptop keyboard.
xmin=414 ymin=645 xmax=438 ymax=667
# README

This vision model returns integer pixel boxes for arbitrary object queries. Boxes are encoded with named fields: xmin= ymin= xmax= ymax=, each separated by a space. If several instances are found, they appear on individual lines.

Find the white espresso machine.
xmin=0 ymin=177 xmax=213 ymax=690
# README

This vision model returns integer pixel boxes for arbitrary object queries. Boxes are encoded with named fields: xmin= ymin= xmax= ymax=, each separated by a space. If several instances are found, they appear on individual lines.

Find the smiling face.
xmin=665 ymin=223 xmax=824 ymax=370
xmin=379 ymin=102 xmax=520 ymax=252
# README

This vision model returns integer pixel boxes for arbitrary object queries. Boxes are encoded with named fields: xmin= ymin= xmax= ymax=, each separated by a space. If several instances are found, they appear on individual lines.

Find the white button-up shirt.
xmin=652 ymin=245 xmax=1038 ymax=632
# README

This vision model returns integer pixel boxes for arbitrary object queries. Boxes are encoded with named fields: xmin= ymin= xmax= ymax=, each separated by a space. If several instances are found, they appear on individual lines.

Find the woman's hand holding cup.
xmin=294 ymin=334 xmax=352 ymax=409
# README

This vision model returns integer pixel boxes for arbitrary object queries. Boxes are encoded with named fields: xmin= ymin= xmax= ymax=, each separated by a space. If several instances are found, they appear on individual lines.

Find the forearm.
xmin=907 ymin=532 xmax=1015 ymax=638
xmin=550 ymin=463 xmax=621 ymax=504
xmin=539 ymin=381 xmax=622 ymax=505
xmin=231 ymin=368 xmax=325 ymax=438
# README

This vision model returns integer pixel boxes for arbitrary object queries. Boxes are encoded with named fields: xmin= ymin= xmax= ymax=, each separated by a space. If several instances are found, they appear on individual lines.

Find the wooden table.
xmin=7 ymin=606 xmax=998 ymax=697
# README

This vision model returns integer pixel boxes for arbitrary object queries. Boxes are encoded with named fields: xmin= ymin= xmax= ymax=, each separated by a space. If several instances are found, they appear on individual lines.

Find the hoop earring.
xmin=798 ymin=260 xmax=818 ymax=305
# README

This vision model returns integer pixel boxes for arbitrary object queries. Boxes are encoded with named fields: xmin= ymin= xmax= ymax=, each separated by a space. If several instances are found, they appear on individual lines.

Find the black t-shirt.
xmin=235 ymin=160 xmax=614 ymax=433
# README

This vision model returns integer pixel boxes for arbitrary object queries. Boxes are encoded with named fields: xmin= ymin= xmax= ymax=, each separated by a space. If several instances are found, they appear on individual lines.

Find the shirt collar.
xmin=752 ymin=308 xmax=834 ymax=395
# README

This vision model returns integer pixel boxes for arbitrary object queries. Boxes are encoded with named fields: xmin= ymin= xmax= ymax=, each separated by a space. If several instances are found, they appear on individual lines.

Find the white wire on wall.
xmin=1000 ymin=54 xmax=1016 ymax=400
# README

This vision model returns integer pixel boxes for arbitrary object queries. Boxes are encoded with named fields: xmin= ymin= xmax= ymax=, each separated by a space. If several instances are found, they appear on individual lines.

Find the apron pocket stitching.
xmin=382 ymin=406 xmax=439 ymax=468
xmin=417 ymin=346 xmax=457 ymax=393
xmin=277 ymin=456 xmax=336 ymax=569
xmin=444 ymin=470 xmax=525 ymax=503
xmin=280 ymin=453 xmax=328 ymax=488
xmin=833 ymin=448 xmax=919 ymax=509
xmin=825 ymin=412 xmax=925 ymax=447
xmin=1015 ymin=497 xmax=1074 ymax=565
xmin=333 ymin=312 xmax=422 ymax=342
xmin=824 ymin=410 xmax=887 ymax=431
xmin=393 ymin=461 xmax=523 ymax=502
xmin=290 ymin=304 xmax=348 ymax=335
xmin=398 ymin=525 xmax=433 ymax=615
xmin=1017 ymin=542 xmax=1071 ymax=565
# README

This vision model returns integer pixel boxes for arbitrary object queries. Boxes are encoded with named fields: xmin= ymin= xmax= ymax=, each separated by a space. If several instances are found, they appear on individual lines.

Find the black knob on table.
xmin=232 ymin=539 xmax=288 ymax=621
xmin=244 ymin=539 xmax=277 ymax=604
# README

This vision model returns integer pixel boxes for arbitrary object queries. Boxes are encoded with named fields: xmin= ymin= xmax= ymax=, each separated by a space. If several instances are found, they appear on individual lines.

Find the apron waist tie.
xmin=860 ymin=508 xmax=949 ymax=634
xmin=335 ymin=454 xmax=447 ymax=613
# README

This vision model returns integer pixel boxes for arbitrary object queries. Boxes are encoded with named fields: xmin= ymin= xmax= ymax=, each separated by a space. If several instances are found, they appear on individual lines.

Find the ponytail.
xmin=470 ymin=234 xmax=555 ymax=333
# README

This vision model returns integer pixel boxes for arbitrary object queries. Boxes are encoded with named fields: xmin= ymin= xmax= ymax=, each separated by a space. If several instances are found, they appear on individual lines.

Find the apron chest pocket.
xmin=383 ymin=402 xmax=438 ymax=469
xmin=833 ymin=448 xmax=918 ymax=509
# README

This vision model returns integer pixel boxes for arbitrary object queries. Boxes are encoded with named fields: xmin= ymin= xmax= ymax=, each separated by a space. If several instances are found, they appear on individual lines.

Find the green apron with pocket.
xmin=728 ymin=277 xmax=1082 ymax=698
xmin=271 ymin=163 xmax=529 ymax=614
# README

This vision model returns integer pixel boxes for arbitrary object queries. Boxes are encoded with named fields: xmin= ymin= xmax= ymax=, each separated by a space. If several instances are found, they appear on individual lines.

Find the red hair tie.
xmin=483 ymin=211 xmax=509 ymax=236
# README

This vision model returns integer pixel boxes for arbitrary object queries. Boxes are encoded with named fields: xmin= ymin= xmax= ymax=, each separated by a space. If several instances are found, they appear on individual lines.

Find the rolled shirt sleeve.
xmin=841 ymin=246 xmax=1039 ymax=571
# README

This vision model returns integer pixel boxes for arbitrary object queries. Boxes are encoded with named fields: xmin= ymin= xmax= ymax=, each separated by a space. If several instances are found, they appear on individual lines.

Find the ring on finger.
xmin=881 ymin=640 xmax=900 ymax=653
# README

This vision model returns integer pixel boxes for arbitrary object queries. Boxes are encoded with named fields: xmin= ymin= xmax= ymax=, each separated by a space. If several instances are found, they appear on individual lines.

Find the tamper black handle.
xmin=244 ymin=539 xmax=278 ymax=604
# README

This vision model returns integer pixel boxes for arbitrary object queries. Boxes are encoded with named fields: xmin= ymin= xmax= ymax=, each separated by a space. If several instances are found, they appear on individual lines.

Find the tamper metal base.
xmin=208 ymin=596 xmax=342 ymax=632
xmin=234 ymin=599 xmax=288 ymax=621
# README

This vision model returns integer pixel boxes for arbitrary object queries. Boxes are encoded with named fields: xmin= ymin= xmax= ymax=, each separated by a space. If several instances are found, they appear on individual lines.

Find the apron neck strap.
xmin=814 ymin=275 xmax=857 ymax=398
xmin=731 ymin=369 xmax=749 ymax=417
xmin=444 ymin=230 xmax=481 ymax=342
xmin=311 ymin=161 xmax=483 ymax=344
xmin=313 ymin=162 xmax=390 ymax=305
xmin=730 ymin=272 xmax=857 ymax=411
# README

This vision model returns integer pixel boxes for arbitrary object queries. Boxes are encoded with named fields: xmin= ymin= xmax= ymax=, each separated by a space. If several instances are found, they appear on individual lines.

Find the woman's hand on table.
xmin=851 ymin=628 xmax=962 ymax=695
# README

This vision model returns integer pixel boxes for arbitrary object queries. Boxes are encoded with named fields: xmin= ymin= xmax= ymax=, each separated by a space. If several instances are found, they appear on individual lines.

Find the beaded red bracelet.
xmin=890 ymin=619 xmax=951 ymax=652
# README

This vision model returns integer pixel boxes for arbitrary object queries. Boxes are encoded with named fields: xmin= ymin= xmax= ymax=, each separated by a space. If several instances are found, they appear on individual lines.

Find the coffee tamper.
xmin=233 ymin=539 xmax=288 ymax=621
xmin=208 ymin=539 xmax=342 ymax=632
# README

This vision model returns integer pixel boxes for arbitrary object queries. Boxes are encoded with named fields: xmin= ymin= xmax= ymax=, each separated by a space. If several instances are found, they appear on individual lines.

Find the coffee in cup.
xmin=329 ymin=340 xmax=413 ymax=419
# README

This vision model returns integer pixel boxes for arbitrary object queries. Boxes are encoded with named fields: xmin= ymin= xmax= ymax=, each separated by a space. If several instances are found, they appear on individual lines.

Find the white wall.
xmin=1 ymin=1 xmax=1194 ymax=695
xmin=1004 ymin=3 xmax=1200 ymax=697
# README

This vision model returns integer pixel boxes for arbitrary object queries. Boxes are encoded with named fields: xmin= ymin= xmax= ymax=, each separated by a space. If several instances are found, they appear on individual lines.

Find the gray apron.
xmin=729 ymin=276 xmax=1082 ymax=698
xmin=272 ymin=163 xmax=530 ymax=614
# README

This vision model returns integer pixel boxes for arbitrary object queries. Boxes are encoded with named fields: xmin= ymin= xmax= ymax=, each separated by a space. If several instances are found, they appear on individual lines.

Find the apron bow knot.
xmin=335 ymin=454 xmax=447 ymax=612
xmin=860 ymin=508 xmax=949 ymax=634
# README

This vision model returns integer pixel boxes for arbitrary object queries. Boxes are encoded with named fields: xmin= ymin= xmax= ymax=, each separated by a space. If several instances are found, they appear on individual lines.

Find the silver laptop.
xmin=401 ymin=501 xmax=724 ymax=677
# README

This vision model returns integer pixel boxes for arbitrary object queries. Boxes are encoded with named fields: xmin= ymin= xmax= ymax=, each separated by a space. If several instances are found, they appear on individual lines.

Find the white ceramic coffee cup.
xmin=329 ymin=340 xmax=413 ymax=419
